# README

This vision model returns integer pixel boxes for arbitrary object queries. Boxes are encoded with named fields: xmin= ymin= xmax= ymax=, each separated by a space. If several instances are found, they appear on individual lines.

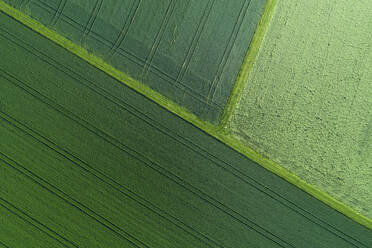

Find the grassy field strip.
xmin=220 ymin=0 xmax=277 ymax=127
xmin=0 ymin=160 xmax=139 ymax=247
xmin=0 ymin=196 xmax=74 ymax=248
xmin=0 ymin=29 xmax=367 ymax=248
xmin=1 ymin=15 xmax=370 ymax=247
xmin=0 ymin=202 xmax=68 ymax=248
xmin=0 ymin=111 xmax=221 ymax=248
xmin=0 ymin=71 xmax=283 ymax=248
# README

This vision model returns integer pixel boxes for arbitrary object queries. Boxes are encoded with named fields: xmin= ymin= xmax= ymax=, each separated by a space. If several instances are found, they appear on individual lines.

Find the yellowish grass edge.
xmin=1 ymin=0 xmax=371 ymax=231
xmin=220 ymin=0 xmax=277 ymax=128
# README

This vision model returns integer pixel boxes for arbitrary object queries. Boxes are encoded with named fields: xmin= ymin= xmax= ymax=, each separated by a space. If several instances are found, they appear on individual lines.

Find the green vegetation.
xmin=0 ymin=197 xmax=68 ymax=248
xmin=220 ymin=0 xmax=277 ymax=128
xmin=3 ymin=0 xmax=267 ymax=122
xmin=228 ymin=0 xmax=372 ymax=221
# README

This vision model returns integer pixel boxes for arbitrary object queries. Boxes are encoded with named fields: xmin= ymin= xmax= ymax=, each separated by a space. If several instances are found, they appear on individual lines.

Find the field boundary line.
xmin=205 ymin=0 xmax=252 ymax=116
xmin=218 ymin=0 xmax=277 ymax=128
xmin=0 ymin=196 xmax=77 ymax=248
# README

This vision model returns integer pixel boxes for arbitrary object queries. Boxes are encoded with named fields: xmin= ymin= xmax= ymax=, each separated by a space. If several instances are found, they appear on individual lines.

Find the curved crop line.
xmin=141 ymin=0 xmax=176 ymax=78
xmin=175 ymin=0 xmax=215 ymax=84
xmin=0 ymin=111 xmax=224 ymax=248
xmin=50 ymin=0 xmax=67 ymax=26
xmin=0 ymin=197 xmax=77 ymax=248
xmin=81 ymin=0 xmax=103 ymax=42
xmin=105 ymin=0 xmax=141 ymax=59
xmin=0 ymin=26 xmax=366 ymax=247
xmin=19 ymin=0 xmax=31 ymax=9
xmin=204 ymin=0 xmax=252 ymax=116
xmin=0 ymin=69 xmax=293 ymax=248
xmin=0 ymin=0 xmax=371 ymax=235
xmin=15 ymin=0 xmax=222 ymax=108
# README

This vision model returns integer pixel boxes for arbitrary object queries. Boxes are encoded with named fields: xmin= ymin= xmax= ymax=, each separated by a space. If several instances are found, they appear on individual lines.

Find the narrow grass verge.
xmin=219 ymin=0 xmax=277 ymax=128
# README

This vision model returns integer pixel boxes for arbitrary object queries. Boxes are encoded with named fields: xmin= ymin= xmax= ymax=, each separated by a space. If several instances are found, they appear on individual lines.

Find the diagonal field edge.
xmin=0 ymin=0 xmax=371 ymax=232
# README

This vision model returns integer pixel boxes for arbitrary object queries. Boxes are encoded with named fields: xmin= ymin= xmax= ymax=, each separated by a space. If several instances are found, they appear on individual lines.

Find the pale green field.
xmin=229 ymin=0 xmax=372 ymax=218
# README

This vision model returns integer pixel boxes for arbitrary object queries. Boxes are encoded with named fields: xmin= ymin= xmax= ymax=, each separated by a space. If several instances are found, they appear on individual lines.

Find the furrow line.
xmin=0 ymin=111 xmax=223 ymax=248
xmin=0 ymin=197 xmax=77 ymax=248
xmin=0 ymin=151 xmax=149 ymax=248
xmin=0 ymin=69 xmax=293 ymax=248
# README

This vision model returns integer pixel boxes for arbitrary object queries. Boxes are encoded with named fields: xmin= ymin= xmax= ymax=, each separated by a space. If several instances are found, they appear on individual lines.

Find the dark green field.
xmin=1 ymin=9 xmax=372 ymax=248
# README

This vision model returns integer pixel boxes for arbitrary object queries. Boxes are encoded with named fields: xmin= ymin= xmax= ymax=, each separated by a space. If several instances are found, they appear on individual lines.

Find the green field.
xmin=228 ymin=0 xmax=372 ymax=219
xmin=3 ymin=0 xmax=267 ymax=122
xmin=1 ymin=7 xmax=372 ymax=247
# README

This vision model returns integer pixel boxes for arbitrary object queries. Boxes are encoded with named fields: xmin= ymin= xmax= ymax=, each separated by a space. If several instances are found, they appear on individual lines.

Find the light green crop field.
xmin=229 ymin=0 xmax=372 ymax=219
